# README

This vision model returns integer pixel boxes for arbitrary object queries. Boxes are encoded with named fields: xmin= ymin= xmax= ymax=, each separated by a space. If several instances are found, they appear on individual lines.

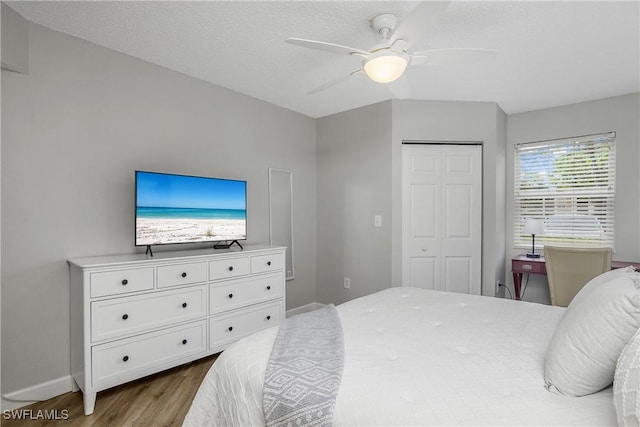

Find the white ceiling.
xmin=7 ymin=1 xmax=640 ymax=118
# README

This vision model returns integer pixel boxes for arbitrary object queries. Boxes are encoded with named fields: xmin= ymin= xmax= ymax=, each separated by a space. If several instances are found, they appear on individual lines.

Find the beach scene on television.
xmin=136 ymin=172 xmax=247 ymax=246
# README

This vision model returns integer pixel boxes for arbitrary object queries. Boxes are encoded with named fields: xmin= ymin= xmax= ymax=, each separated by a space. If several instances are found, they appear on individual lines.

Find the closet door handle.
xmin=228 ymin=293 xmax=233 ymax=299
xmin=121 ymin=279 xmax=128 ymax=285
xmin=182 ymin=302 xmax=188 ymax=308
xmin=182 ymin=339 xmax=188 ymax=345
xmin=266 ymin=315 xmax=271 ymax=320
xmin=228 ymin=266 xmax=234 ymax=272
xmin=181 ymin=272 xmax=187 ymax=278
xmin=267 ymin=261 xmax=272 ymax=266
xmin=228 ymin=326 xmax=233 ymax=332
xmin=122 ymin=314 xmax=129 ymax=320
xmin=266 ymin=285 xmax=271 ymax=290
xmin=123 ymin=355 xmax=129 ymax=362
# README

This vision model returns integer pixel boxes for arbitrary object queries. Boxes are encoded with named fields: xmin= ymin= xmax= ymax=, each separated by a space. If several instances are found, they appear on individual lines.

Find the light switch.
xmin=374 ymin=215 xmax=382 ymax=227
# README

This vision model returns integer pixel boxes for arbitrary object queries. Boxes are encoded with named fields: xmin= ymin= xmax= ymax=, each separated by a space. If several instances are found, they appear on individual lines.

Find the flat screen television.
xmin=135 ymin=171 xmax=247 ymax=249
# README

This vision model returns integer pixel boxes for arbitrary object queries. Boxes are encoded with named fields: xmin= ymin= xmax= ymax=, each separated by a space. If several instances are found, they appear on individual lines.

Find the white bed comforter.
xmin=183 ymin=288 xmax=616 ymax=426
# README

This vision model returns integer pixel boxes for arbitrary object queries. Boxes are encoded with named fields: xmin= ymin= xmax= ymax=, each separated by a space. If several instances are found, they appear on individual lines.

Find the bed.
xmin=184 ymin=271 xmax=639 ymax=426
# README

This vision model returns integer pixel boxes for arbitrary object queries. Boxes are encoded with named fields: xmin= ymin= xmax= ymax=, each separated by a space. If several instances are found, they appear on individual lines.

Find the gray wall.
xmin=495 ymin=106 xmax=507 ymax=297
xmin=505 ymin=93 xmax=640 ymax=303
xmin=1 ymin=22 xmax=317 ymax=396
xmin=316 ymin=101 xmax=392 ymax=304
xmin=390 ymin=100 xmax=507 ymax=296
xmin=1 ymin=3 xmax=28 ymax=73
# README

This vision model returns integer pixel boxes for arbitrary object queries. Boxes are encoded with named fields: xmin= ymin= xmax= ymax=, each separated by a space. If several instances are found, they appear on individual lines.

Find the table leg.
xmin=512 ymin=272 xmax=522 ymax=301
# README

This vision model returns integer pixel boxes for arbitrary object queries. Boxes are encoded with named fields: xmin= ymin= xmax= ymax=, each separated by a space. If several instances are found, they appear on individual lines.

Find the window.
xmin=513 ymin=132 xmax=616 ymax=249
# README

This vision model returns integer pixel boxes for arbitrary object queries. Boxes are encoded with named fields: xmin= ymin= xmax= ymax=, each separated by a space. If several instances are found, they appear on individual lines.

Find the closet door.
xmin=402 ymin=143 xmax=482 ymax=295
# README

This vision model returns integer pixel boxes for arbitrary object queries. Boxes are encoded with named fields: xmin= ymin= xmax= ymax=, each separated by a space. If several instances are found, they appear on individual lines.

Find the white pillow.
xmin=544 ymin=272 xmax=640 ymax=396
xmin=614 ymin=328 xmax=640 ymax=427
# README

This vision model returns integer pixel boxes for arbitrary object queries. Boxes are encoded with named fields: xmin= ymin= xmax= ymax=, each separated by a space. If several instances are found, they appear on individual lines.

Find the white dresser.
xmin=68 ymin=245 xmax=285 ymax=415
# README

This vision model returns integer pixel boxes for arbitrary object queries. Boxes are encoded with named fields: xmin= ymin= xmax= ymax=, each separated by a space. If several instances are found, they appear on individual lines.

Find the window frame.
xmin=513 ymin=132 xmax=616 ymax=250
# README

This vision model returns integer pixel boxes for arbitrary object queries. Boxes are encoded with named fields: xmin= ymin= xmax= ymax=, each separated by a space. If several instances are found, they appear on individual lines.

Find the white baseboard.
xmin=286 ymin=302 xmax=325 ymax=318
xmin=1 ymin=375 xmax=75 ymax=411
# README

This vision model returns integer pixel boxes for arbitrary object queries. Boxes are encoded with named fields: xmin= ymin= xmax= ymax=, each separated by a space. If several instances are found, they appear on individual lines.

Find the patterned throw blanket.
xmin=263 ymin=305 xmax=344 ymax=427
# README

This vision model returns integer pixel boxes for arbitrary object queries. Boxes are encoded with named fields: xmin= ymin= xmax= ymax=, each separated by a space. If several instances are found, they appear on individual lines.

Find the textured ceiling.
xmin=6 ymin=1 xmax=640 ymax=118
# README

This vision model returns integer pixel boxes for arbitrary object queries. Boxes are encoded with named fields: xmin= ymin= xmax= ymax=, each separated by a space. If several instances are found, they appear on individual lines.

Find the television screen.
xmin=135 ymin=171 xmax=247 ymax=246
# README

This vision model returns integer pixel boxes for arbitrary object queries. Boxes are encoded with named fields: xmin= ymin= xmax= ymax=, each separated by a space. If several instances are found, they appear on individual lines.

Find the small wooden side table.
xmin=511 ymin=256 xmax=639 ymax=301
xmin=511 ymin=255 xmax=547 ymax=300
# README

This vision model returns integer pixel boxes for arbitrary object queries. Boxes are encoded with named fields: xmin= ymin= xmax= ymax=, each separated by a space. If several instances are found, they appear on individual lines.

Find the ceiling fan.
xmin=286 ymin=1 xmax=498 ymax=94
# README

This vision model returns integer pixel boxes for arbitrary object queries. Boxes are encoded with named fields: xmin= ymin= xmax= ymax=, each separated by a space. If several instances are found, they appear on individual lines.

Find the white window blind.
xmin=514 ymin=132 xmax=616 ymax=249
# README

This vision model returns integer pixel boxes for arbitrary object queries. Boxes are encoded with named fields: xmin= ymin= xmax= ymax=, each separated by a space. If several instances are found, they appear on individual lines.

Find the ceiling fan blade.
xmin=308 ymin=69 xmax=363 ymax=95
xmin=390 ymin=38 xmax=410 ymax=53
xmin=286 ymin=38 xmax=369 ymax=57
xmin=411 ymin=48 xmax=499 ymax=66
xmin=390 ymin=1 xmax=450 ymax=46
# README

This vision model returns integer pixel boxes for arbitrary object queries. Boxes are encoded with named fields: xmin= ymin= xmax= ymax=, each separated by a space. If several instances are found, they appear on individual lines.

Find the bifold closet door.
xmin=402 ymin=143 xmax=482 ymax=295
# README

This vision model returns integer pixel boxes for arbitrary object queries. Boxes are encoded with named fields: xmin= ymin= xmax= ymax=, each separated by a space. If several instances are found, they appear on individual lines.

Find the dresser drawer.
xmin=210 ymin=272 xmax=283 ymax=315
xmin=90 ymin=268 xmax=154 ymax=298
xmin=91 ymin=285 xmax=206 ymax=342
xmin=157 ymin=262 xmax=207 ymax=288
xmin=512 ymin=259 xmax=546 ymax=274
xmin=250 ymin=254 xmax=284 ymax=274
xmin=92 ymin=320 xmax=206 ymax=390
xmin=210 ymin=301 xmax=282 ymax=350
xmin=209 ymin=257 xmax=250 ymax=280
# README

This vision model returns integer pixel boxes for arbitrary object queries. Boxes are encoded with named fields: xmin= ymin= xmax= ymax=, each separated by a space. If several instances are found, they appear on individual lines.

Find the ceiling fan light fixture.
xmin=363 ymin=50 xmax=409 ymax=83
xmin=362 ymin=50 xmax=409 ymax=83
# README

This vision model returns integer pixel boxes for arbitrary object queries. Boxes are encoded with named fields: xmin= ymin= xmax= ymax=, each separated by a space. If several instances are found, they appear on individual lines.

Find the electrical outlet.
xmin=344 ymin=278 xmax=351 ymax=289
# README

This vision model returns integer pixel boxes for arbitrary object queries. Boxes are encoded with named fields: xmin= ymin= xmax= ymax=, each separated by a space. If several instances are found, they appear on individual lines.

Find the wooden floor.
xmin=2 ymin=354 xmax=218 ymax=427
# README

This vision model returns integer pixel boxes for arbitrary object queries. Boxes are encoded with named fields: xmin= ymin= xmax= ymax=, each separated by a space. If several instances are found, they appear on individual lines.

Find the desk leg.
xmin=512 ymin=272 xmax=522 ymax=301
